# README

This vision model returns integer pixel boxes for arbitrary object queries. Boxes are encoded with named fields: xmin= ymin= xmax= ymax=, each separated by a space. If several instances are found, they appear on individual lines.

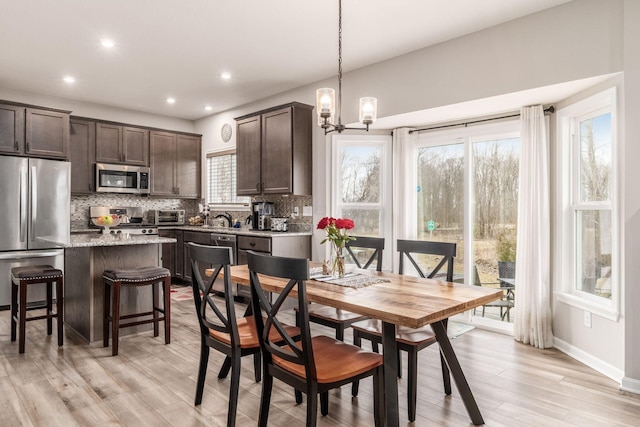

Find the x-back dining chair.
xmin=300 ymin=236 xmax=385 ymax=341
xmin=351 ymin=239 xmax=456 ymax=422
xmin=247 ymin=250 xmax=385 ymax=427
xmin=188 ymin=243 xmax=300 ymax=427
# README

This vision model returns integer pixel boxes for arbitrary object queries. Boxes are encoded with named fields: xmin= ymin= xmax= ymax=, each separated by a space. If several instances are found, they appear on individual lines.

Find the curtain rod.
xmin=408 ymin=106 xmax=555 ymax=134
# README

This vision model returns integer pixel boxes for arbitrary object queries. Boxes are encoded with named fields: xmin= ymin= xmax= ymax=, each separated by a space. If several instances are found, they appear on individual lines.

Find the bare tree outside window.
xmin=577 ymin=112 xmax=612 ymax=298
xmin=339 ymin=146 xmax=382 ymax=236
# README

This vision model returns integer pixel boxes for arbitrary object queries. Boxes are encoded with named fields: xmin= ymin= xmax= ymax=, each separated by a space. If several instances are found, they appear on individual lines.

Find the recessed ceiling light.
xmin=100 ymin=38 xmax=115 ymax=49
xmin=220 ymin=72 xmax=231 ymax=80
xmin=166 ymin=97 xmax=176 ymax=104
xmin=63 ymin=76 xmax=75 ymax=84
xmin=204 ymin=105 xmax=213 ymax=111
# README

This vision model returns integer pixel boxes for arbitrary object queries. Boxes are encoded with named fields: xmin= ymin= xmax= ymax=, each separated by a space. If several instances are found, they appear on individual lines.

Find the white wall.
xmin=622 ymin=0 xmax=640 ymax=394
xmin=195 ymin=0 xmax=634 ymax=387
xmin=0 ymin=87 xmax=195 ymax=133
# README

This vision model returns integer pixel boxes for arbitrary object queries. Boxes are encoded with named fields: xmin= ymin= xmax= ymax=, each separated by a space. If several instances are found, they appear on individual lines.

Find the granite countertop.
xmin=163 ymin=225 xmax=312 ymax=237
xmin=41 ymin=234 xmax=176 ymax=248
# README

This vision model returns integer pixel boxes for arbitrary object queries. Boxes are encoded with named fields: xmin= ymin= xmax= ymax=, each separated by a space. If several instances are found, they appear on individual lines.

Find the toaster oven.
xmin=147 ymin=209 xmax=185 ymax=225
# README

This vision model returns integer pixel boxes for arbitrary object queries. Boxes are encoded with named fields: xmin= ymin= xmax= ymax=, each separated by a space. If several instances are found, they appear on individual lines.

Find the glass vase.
xmin=331 ymin=246 xmax=346 ymax=278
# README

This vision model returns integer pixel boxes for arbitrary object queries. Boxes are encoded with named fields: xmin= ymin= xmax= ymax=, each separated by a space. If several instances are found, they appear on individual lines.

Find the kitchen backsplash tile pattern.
xmin=71 ymin=194 xmax=312 ymax=232
xmin=71 ymin=194 xmax=199 ymax=228
xmin=210 ymin=195 xmax=312 ymax=232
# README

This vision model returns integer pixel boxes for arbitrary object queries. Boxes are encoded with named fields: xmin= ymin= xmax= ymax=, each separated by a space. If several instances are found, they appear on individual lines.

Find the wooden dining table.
xmin=222 ymin=264 xmax=503 ymax=427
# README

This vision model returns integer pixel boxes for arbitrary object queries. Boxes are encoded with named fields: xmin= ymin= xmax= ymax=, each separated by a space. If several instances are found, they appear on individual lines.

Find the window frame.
xmin=555 ymin=87 xmax=620 ymax=321
xmin=330 ymin=134 xmax=393 ymax=271
xmin=206 ymin=148 xmax=251 ymax=210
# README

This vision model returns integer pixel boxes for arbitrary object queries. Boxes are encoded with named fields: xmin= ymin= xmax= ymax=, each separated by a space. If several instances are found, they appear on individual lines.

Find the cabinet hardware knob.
xmin=15 ymin=140 xmax=19 ymax=151
xmin=250 ymin=242 xmax=255 ymax=246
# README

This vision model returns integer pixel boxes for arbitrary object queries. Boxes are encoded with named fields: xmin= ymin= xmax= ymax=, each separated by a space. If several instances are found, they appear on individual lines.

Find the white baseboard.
xmin=553 ymin=337 xmax=625 ymax=384
xmin=621 ymin=376 xmax=640 ymax=394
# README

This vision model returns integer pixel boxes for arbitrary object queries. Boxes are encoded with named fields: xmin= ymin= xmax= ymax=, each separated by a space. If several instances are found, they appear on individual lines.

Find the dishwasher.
xmin=210 ymin=234 xmax=243 ymax=299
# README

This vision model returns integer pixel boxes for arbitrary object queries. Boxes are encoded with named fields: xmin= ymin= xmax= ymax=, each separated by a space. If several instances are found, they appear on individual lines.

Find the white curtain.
xmin=392 ymin=128 xmax=417 ymax=271
xmin=514 ymin=106 xmax=554 ymax=348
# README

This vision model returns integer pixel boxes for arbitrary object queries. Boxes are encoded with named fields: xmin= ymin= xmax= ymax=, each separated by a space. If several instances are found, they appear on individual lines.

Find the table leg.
xmin=431 ymin=320 xmax=484 ymax=425
xmin=382 ymin=321 xmax=399 ymax=427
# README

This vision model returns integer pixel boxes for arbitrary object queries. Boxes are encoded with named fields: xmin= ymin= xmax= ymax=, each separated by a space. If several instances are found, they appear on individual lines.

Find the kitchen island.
xmin=59 ymin=234 xmax=176 ymax=343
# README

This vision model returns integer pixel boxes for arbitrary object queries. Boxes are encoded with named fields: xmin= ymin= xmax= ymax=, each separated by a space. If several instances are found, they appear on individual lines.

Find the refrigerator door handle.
xmin=20 ymin=164 xmax=28 ymax=243
xmin=30 ymin=165 xmax=37 ymax=243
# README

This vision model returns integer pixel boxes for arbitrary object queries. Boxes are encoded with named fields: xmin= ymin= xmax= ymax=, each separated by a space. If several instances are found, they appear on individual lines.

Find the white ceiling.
xmin=0 ymin=0 xmax=573 ymax=121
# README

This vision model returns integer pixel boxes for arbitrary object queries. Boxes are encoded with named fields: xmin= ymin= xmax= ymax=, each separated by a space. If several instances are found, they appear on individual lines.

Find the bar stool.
xmin=103 ymin=266 xmax=171 ymax=356
xmin=11 ymin=265 xmax=64 ymax=354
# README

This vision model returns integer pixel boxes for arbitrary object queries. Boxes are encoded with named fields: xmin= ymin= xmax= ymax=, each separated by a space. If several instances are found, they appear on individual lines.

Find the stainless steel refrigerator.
xmin=0 ymin=156 xmax=70 ymax=307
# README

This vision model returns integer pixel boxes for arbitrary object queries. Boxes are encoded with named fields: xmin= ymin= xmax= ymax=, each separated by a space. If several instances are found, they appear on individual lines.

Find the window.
xmin=557 ymin=88 xmax=618 ymax=319
xmin=206 ymin=150 xmax=250 ymax=208
xmin=331 ymin=134 xmax=392 ymax=270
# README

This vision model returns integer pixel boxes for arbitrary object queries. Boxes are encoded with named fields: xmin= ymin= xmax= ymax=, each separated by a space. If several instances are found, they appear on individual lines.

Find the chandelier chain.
xmin=337 ymin=0 xmax=343 ymax=125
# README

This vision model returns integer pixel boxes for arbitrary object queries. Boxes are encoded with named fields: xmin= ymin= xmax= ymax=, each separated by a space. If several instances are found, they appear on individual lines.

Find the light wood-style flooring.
xmin=1 ymin=293 xmax=638 ymax=426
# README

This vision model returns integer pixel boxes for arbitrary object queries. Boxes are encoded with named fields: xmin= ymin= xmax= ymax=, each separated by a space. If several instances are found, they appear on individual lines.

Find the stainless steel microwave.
xmin=95 ymin=163 xmax=151 ymax=194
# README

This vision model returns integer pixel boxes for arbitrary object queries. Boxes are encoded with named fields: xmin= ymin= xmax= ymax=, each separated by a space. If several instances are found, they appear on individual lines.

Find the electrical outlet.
xmin=293 ymin=206 xmax=300 ymax=217
xmin=584 ymin=310 xmax=592 ymax=328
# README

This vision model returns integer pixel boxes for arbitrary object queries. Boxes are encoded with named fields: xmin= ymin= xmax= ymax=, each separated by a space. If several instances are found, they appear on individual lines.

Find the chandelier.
xmin=316 ymin=0 xmax=377 ymax=134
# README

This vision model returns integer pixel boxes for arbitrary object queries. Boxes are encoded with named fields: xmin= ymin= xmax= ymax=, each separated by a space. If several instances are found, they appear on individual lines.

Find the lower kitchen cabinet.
xmin=237 ymin=234 xmax=310 ymax=303
xmin=182 ymin=231 xmax=211 ymax=282
xmin=159 ymin=229 xmax=183 ymax=279
xmin=161 ymin=228 xmax=310 ymax=306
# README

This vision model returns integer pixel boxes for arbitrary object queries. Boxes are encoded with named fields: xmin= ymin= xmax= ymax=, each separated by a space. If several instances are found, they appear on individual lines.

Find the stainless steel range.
xmin=89 ymin=206 xmax=158 ymax=235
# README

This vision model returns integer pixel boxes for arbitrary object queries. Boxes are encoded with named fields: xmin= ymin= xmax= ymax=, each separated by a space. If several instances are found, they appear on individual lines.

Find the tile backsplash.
xmin=71 ymin=193 xmax=313 ymax=232
xmin=70 ymin=194 xmax=199 ymax=228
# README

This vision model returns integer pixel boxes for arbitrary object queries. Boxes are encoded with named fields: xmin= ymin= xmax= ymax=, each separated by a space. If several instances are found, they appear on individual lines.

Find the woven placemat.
xmin=310 ymin=270 xmax=389 ymax=288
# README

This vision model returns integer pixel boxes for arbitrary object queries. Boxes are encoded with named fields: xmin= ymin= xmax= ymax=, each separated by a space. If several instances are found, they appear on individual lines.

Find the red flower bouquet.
xmin=317 ymin=217 xmax=355 ymax=277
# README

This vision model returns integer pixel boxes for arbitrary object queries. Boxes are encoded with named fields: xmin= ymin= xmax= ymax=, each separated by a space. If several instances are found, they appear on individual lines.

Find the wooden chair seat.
xmin=209 ymin=316 xmax=301 ymax=349
xmin=351 ymin=319 xmax=437 ymax=346
xmin=273 ymin=335 xmax=383 ymax=383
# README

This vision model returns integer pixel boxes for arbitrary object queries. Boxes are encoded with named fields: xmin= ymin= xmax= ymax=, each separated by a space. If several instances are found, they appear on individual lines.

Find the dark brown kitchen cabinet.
xmin=150 ymin=130 xmax=201 ymax=198
xmin=237 ymin=233 xmax=311 ymax=304
xmin=235 ymin=102 xmax=313 ymax=196
xmin=0 ymin=102 xmax=69 ymax=159
xmin=96 ymin=122 xmax=148 ymax=166
xmin=160 ymin=229 xmax=183 ymax=279
xmin=182 ymin=231 xmax=211 ymax=282
xmin=0 ymin=103 xmax=24 ymax=154
xmin=69 ymin=118 xmax=95 ymax=194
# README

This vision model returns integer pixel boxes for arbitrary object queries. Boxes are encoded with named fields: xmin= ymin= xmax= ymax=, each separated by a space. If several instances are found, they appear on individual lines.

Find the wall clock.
xmin=221 ymin=123 xmax=232 ymax=142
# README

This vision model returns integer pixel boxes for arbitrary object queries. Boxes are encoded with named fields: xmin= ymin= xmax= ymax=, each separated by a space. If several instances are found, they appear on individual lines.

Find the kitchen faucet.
xmin=214 ymin=212 xmax=233 ymax=228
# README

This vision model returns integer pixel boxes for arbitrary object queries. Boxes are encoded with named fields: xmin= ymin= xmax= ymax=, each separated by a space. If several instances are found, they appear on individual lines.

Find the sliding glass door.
xmin=414 ymin=121 xmax=520 ymax=329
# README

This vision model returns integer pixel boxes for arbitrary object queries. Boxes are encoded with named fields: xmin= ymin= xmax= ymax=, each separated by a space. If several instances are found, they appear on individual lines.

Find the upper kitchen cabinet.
xmin=0 ymin=104 xmax=24 ymax=154
xmin=96 ymin=122 xmax=149 ymax=166
xmin=235 ymin=102 xmax=313 ymax=196
xmin=69 ymin=118 xmax=95 ymax=194
xmin=0 ymin=102 xmax=70 ymax=159
xmin=150 ymin=130 xmax=201 ymax=198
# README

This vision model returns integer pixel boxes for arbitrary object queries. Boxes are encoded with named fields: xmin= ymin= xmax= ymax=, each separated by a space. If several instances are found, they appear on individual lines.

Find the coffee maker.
xmin=252 ymin=201 xmax=275 ymax=230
